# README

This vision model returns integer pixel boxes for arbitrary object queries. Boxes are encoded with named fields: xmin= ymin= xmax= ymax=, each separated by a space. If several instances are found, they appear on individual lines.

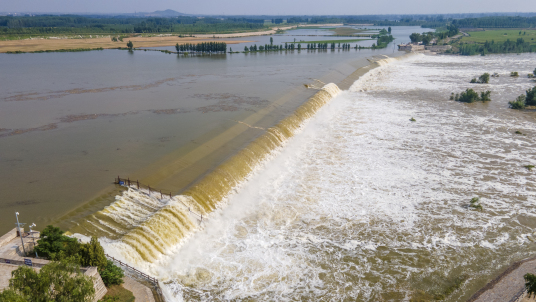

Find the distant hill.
xmin=144 ymin=9 xmax=187 ymax=17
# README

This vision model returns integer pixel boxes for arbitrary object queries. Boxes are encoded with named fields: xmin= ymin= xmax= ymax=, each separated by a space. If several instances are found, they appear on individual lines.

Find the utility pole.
xmin=15 ymin=212 xmax=27 ymax=256
xmin=29 ymin=223 xmax=38 ymax=258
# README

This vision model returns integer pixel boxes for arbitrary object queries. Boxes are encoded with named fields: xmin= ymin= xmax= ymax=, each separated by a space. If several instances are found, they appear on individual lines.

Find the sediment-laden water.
xmin=99 ymin=53 xmax=536 ymax=301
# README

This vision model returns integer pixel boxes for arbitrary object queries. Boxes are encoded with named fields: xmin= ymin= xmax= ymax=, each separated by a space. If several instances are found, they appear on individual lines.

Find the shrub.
xmin=455 ymin=88 xmax=481 ymax=103
xmin=469 ymin=197 xmax=483 ymax=210
xmin=509 ymin=95 xmax=526 ymax=109
xmin=479 ymin=73 xmax=490 ymax=83
xmin=525 ymin=273 xmax=536 ymax=298
xmin=100 ymin=260 xmax=125 ymax=287
xmin=480 ymin=91 xmax=491 ymax=101
xmin=526 ymin=86 xmax=536 ymax=106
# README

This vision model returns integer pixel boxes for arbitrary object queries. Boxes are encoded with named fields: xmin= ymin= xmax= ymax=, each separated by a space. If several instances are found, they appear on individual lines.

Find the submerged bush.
xmin=509 ymin=95 xmax=526 ymax=109
xmin=511 ymin=71 xmax=519 ymax=77
xmin=453 ymin=89 xmax=491 ymax=103
xmin=470 ymin=73 xmax=490 ymax=84
xmin=526 ymin=86 xmax=536 ymax=106
xmin=469 ymin=197 xmax=483 ymax=210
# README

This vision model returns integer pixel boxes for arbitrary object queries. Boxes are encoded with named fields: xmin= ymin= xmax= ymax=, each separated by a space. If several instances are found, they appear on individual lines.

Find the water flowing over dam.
xmin=82 ymin=53 xmax=536 ymax=301
xmin=84 ymin=83 xmax=341 ymax=264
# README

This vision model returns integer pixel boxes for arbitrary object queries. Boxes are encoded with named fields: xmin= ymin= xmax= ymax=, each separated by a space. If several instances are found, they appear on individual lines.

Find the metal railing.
xmin=105 ymin=253 xmax=167 ymax=302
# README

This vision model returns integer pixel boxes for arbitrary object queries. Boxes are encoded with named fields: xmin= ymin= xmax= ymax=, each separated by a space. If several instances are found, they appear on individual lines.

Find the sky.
xmin=1 ymin=0 xmax=535 ymax=15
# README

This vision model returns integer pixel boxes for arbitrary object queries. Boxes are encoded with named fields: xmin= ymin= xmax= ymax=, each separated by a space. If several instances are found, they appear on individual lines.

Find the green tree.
xmin=526 ymin=86 xmax=536 ymax=106
xmin=270 ymin=36 xmax=273 ymax=45
xmin=525 ymin=273 xmax=536 ymax=298
xmin=34 ymin=225 xmax=78 ymax=260
xmin=409 ymin=33 xmax=422 ymax=43
xmin=455 ymin=88 xmax=480 ymax=103
xmin=100 ymin=260 xmax=125 ymax=287
xmin=79 ymin=236 xmax=107 ymax=270
xmin=388 ymin=26 xmax=391 ymax=34
xmin=533 ymin=68 xmax=536 ymax=77
xmin=126 ymin=40 xmax=133 ymax=50
xmin=479 ymin=73 xmax=490 ymax=84
xmin=0 ymin=259 xmax=95 ymax=302
xmin=509 ymin=95 xmax=526 ymax=109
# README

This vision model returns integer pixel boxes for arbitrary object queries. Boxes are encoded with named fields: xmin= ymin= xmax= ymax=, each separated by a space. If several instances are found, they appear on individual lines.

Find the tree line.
xmin=0 ymin=15 xmax=267 ymax=35
xmin=175 ymin=41 xmax=227 ymax=53
xmin=458 ymin=38 xmax=536 ymax=55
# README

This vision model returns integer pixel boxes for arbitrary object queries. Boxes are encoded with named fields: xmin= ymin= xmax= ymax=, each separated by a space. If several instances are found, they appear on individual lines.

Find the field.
xmin=0 ymin=36 xmax=253 ymax=53
xmin=462 ymin=29 xmax=536 ymax=44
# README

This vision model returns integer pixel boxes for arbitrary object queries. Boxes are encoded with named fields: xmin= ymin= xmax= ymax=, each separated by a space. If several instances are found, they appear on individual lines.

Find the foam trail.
xmin=149 ymin=53 xmax=536 ymax=301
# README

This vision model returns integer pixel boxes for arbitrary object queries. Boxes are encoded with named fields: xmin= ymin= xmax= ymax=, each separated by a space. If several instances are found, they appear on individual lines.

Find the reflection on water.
xmin=122 ymin=53 xmax=535 ymax=301
xmin=0 ymin=26 xmax=423 ymax=233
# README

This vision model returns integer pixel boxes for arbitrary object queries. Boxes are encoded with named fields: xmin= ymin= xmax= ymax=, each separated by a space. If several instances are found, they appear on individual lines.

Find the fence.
xmin=115 ymin=176 xmax=204 ymax=223
xmin=105 ymin=253 xmax=168 ymax=302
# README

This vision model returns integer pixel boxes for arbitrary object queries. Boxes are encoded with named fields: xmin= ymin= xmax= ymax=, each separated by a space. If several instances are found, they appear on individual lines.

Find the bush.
xmin=479 ymin=73 xmax=490 ymax=83
xmin=480 ymin=91 xmax=491 ymax=101
xmin=526 ymin=86 xmax=536 ymax=106
xmin=509 ymin=95 xmax=526 ymax=109
xmin=100 ymin=260 xmax=125 ymax=287
xmin=469 ymin=197 xmax=483 ymax=210
xmin=455 ymin=88 xmax=490 ymax=103
xmin=525 ymin=273 xmax=536 ymax=298
xmin=511 ymin=71 xmax=519 ymax=77
xmin=470 ymin=78 xmax=477 ymax=83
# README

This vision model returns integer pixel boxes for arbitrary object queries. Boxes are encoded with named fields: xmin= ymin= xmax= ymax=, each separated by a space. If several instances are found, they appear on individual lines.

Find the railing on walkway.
xmin=105 ymin=253 xmax=157 ymax=284
xmin=114 ymin=176 xmax=205 ymax=224
xmin=105 ymin=253 xmax=167 ymax=302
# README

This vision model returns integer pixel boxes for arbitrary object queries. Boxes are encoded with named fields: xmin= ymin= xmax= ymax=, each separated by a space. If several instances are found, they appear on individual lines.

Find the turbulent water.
xmin=101 ymin=53 xmax=536 ymax=301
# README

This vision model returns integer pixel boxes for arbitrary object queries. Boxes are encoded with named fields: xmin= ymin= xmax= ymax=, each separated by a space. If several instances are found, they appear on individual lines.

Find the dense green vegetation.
xmin=34 ymin=225 xmax=124 ymax=287
xmin=0 ymin=259 xmax=95 ymax=302
xmin=409 ymin=24 xmax=459 ymax=44
xmin=0 ymin=15 xmax=268 ymax=36
xmin=470 ymin=73 xmax=490 ymax=84
xmin=509 ymin=86 xmax=536 ymax=109
xmin=175 ymin=41 xmax=227 ymax=53
xmin=458 ymin=38 xmax=536 ymax=55
xmin=451 ymin=16 xmax=536 ymax=28
xmin=450 ymin=89 xmax=491 ymax=103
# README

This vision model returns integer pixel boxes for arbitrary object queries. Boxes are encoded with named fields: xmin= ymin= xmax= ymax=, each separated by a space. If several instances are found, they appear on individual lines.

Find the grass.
xmin=286 ymin=38 xmax=370 ymax=44
xmin=461 ymin=29 xmax=536 ymax=44
xmin=99 ymin=285 xmax=135 ymax=302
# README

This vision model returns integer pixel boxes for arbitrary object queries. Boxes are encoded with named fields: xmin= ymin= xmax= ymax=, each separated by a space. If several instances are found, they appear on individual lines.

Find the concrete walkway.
xmin=122 ymin=276 xmax=155 ymax=302
xmin=469 ymin=257 xmax=536 ymax=302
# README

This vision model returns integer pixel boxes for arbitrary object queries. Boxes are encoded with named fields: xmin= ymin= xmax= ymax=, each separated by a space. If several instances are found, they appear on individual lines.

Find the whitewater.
xmin=98 ymin=53 xmax=536 ymax=301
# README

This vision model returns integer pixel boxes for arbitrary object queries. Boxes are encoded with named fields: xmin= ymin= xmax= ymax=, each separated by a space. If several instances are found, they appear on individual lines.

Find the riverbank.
xmin=0 ymin=36 xmax=252 ymax=53
xmin=0 ymin=24 xmax=343 ymax=53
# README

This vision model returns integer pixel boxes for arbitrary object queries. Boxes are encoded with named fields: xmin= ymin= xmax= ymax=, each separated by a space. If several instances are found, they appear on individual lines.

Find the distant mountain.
xmin=144 ymin=9 xmax=187 ymax=17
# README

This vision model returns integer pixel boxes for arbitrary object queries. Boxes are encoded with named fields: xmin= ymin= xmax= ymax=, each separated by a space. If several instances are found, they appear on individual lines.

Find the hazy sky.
xmin=1 ymin=0 xmax=535 ymax=15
